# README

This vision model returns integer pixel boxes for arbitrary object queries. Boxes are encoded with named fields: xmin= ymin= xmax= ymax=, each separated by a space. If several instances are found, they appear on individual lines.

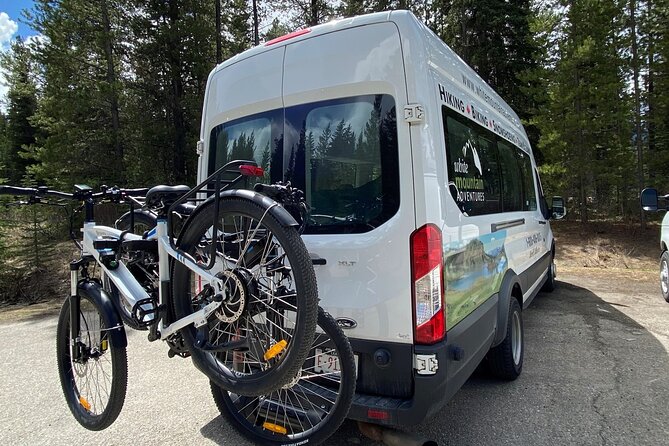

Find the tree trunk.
xmin=310 ymin=0 xmax=318 ymax=26
xmin=253 ymin=0 xmax=259 ymax=45
xmin=575 ymin=71 xmax=587 ymax=224
xmin=215 ymin=0 xmax=222 ymax=63
xmin=168 ymin=0 xmax=187 ymax=182
xmin=630 ymin=0 xmax=645 ymax=228
xmin=100 ymin=0 xmax=123 ymax=174
xmin=647 ymin=0 xmax=656 ymax=186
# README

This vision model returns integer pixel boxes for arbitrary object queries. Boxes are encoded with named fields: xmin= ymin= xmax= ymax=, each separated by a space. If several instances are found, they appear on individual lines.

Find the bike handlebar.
xmin=0 ymin=185 xmax=148 ymax=203
xmin=0 ymin=185 xmax=74 ymax=199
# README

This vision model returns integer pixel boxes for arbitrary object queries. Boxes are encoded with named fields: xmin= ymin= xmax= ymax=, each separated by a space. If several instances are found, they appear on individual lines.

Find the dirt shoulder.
xmin=1 ymin=220 xmax=662 ymax=323
xmin=553 ymin=220 xmax=659 ymax=273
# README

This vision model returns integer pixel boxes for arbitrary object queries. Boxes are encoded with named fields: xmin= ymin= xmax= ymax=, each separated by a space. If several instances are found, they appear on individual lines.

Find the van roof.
xmin=212 ymin=11 xmax=526 ymax=150
xmin=212 ymin=11 xmax=395 ymax=73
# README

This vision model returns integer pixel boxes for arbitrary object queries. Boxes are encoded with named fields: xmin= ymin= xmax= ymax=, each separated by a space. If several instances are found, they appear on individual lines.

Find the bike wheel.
xmin=115 ymin=210 xmax=156 ymax=235
xmin=171 ymin=196 xmax=319 ymax=396
xmin=56 ymin=293 xmax=128 ymax=430
xmin=211 ymin=307 xmax=355 ymax=445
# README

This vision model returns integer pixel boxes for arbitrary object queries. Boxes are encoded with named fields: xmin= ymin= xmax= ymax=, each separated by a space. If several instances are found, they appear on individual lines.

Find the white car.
xmin=641 ymin=187 xmax=669 ymax=302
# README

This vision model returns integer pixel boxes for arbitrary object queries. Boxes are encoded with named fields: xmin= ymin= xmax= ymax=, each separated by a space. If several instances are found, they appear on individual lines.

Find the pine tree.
xmin=536 ymin=0 xmax=631 ymax=222
xmin=272 ymin=0 xmax=336 ymax=28
xmin=0 ymin=39 xmax=38 ymax=184
xmin=125 ymin=0 xmax=217 ymax=185
xmin=646 ymin=0 xmax=669 ymax=192
xmin=441 ymin=1 xmax=540 ymax=134
xmin=28 ymin=0 xmax=131 ymax=188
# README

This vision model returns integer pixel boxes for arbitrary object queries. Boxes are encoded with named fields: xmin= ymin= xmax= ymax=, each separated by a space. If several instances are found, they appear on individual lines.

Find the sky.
xmin=0 ymin=0 xmax=36 ymax=45
xmin=0 ymin=0 xmax=37 ymax=111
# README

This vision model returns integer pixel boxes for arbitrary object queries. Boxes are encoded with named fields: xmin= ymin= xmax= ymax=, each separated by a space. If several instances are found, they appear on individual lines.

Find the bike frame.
xmin=76 ymin=219 xmax=227 ymax=341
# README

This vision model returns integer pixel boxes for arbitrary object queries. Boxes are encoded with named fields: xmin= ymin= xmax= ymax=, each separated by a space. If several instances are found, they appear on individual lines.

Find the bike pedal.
xmin=167 ymin=334 xmax=190 ymax=358
xmin=132 ymin=298 xmax=159 ymax=327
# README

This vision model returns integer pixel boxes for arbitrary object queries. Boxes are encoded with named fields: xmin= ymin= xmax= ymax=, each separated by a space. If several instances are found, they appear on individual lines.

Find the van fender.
xmin=77 ymin=280 xmax=127 ymax=349
xmin=178 ymin=189 xmax=298 ymax=244
xmin=491 ymin=270 xmax=522 ymax=348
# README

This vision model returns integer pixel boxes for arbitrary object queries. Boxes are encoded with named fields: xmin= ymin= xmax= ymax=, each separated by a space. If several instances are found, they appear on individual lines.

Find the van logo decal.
xmin=336 ymin=318 xmax=357 ymax=329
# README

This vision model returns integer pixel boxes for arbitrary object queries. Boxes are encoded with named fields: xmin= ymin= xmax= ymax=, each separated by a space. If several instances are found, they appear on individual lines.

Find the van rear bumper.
xmin=345 ymin=296 xmax=499 ymax=427
xmin=346 ymin=340 xmax=450 ymax=427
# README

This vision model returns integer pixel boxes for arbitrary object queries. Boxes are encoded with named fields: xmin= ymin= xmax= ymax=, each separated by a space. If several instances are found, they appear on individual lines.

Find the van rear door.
xmin=281 ymin=22 xmax=416 ymax=344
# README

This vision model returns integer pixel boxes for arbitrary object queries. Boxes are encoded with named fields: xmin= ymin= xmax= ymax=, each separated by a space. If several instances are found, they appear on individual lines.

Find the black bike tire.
xmin=115 ymin=210 xmax=157 ymax=235
xmin=171 ymin=196 xmax=319 ymax=396
xmin=56 ymin=294 xmax=128 ymax=431
xmin=210 ymin=307 xmax=356 ymax=445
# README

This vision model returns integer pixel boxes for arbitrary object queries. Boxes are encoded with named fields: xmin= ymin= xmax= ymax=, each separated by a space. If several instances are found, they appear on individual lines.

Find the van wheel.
xmin=660 ymin=251 xmax=669 ymax=302
xmin=541 ymin=253 xmax=556 ymax=292
xmin=488 ymin=298 xmax=523 ymax=380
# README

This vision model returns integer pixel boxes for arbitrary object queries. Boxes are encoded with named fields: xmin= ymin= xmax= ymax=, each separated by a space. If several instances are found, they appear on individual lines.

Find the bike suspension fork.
xmin=68 ymin=262 xmax=82 ymax=361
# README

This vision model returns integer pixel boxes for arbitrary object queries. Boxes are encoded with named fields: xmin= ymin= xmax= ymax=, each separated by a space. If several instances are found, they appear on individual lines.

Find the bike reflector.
xmin=79 ymin=396 xmax=91 ymax=411
xmin=264 ymin=339 xmax=287 ymax=360
xmin=262 ymin=422 xmax=288 ymax=434
xmin=240 ymin=165 xmax=264 ymax=177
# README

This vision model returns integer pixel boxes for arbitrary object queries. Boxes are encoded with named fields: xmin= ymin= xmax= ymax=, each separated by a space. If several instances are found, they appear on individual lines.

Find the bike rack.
xmin=166 ymin=160 xmax=261 ymax=271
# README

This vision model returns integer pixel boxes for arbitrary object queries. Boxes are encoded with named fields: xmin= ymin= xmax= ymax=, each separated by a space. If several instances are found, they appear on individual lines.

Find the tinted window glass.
xmin=443 ymin=110 xmax=501 ymax=215
xmin=208 ymin=110 xmax=283 ymax=184
xmin=497 ymin=141 xmax=524 ymax=212
xmin=285 ymin=95 xmax=399 ymax=234
xmin=517 ymin=151 xmax=536 ymax=211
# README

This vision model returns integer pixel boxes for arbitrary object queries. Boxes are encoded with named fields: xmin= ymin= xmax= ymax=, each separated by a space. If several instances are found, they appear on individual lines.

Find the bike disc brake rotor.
xmin=214 ymin=270 xmax=252 ymax=323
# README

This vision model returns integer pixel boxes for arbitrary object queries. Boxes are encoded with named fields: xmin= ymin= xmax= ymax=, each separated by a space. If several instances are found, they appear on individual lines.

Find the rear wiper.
xmin=308 ymin=213 xmax=376 ymax=230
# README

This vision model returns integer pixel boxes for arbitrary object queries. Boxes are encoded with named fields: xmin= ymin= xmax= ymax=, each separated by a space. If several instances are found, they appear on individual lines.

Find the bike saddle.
xmin=145 ymin=185 xmax=191 ymax=209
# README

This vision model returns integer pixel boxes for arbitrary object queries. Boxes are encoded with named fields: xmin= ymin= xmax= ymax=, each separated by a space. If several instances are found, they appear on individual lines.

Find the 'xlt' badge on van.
xmin=336 ymin=318 xmax=357 ymax=329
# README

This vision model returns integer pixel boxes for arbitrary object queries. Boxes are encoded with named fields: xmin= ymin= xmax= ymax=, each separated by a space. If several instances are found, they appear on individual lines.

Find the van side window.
xmin=442 ymin=106 xmax=534 ymax=215
xmin=517 ymin=150 xmax=537 ymax=211
xmin=443 ymin=114 xmax=501 ymax=215
xmin=497 ymin=141 xmax=524 ymax=212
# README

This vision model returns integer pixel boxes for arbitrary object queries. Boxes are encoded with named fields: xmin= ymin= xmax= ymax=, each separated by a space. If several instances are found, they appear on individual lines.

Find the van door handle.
xmin=491 ymin=218 xmax=525 ymax=232
xmin=310 ymin=254 xmax=327 ymax=265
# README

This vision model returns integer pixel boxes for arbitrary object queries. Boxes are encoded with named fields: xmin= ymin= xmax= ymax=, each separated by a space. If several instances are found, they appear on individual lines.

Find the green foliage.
xmin=1 ymin=0 xmax=668 ymax=300
xmin=124 ymin=0 xmax=217 ymax=186
xmin=0 ymin=204 xmax=67 ymax=304
xmin=535 ymin=0 xmax=635 ymax=221
xmin=0 ymin=39 xmax=38 ymax=184
xmin=646 ymin=0 xmax=669 ymax=192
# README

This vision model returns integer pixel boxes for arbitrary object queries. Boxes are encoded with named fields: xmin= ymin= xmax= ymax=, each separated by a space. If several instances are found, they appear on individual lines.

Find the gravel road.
xmin=1 ymin=271 xmax=668 ymax=445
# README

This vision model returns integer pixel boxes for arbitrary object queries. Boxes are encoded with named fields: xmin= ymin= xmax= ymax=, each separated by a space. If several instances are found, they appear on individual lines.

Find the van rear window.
xmin=208 ymin=95 xmax=400 ymax=234
xmin=285 ymin=95 xmax=400 ymax=234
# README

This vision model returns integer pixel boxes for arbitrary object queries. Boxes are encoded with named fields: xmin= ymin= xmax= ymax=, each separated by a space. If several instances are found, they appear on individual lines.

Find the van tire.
xmin=660 ymin=251 xmax=669 ymax=302
xmin=488 ymin=298 xmax=523 ymax=380
xmin=541 ymin=253 xmax=556 ymax=292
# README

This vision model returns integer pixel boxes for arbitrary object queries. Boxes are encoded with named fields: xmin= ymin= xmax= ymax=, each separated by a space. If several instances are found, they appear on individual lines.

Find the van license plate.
xmin=314 ymin=349 xmax=358 ymax=376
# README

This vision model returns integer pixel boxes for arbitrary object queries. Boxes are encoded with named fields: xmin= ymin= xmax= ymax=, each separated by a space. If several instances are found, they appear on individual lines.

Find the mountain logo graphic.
xmin=463 ymin=139 xmax=482 ymax=176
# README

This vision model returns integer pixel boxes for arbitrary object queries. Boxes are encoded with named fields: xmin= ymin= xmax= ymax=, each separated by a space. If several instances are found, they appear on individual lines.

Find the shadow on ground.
xmin=194 ymin=278 xmax=669 ymax=446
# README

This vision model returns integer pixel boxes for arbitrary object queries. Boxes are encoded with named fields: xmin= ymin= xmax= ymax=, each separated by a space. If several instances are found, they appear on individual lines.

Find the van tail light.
xmin=410 ymin=224 xmax=445 ymax=345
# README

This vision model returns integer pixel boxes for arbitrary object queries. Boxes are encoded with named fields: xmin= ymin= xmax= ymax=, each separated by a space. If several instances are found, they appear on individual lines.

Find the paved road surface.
xmin=1 ymin=272 xmax=668 ymax=445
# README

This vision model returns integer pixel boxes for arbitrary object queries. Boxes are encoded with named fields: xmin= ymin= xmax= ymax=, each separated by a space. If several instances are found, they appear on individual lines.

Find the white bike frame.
xmin=81 ymin=219 xmax=226 ymax=340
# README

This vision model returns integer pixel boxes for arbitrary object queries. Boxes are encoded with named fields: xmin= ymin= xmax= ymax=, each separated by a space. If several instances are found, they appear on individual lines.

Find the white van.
xmin=196 ymin=10 xmax=558 ymax=426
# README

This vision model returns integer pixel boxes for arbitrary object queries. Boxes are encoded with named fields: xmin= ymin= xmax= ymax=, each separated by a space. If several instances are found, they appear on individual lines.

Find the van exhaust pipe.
xmin=358 ymin=421 xmax=438 ymax=446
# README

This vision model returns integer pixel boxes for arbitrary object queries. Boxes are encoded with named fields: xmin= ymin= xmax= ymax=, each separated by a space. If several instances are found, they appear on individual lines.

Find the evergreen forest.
xmin=1 ymin=0 xmax=668 ymax=301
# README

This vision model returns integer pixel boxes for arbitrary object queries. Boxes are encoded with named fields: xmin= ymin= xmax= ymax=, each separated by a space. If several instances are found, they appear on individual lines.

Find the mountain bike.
xmin=112 ymin=179 xmax=357 ymax=444
xmin=211 ymin=306 xmax=356 ymax=445
xmin=0 ymin=160 xmax=319 ymax=431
